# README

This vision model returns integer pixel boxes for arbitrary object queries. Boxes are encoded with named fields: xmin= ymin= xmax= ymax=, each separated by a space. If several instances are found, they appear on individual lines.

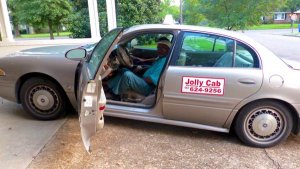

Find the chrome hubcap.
xmin=246 ymin=108 xmax=284 ymax=142
xmin=252 ymin=114 xmax=277 ymax=136
xmin=33 ymin=90 xmax=54 ymax=110
xmin=29 ymin=85 xmax=59 ymax=114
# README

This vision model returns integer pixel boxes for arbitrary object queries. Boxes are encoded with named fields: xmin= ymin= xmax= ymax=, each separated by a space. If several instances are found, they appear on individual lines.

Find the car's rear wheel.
xmin=20 ymin=78 xmax=66 ymax=120
xmin=235 ymin=101 xmax=292 ymax=148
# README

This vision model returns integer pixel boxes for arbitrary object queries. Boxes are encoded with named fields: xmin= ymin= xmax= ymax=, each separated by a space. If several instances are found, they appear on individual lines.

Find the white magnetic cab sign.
xmin=181 ymin=76 xmax=225 ymax=96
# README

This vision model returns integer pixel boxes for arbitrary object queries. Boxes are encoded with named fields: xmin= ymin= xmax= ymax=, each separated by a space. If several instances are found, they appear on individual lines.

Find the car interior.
xmin=99 ymin=32 xmax=258 ymax=107
xmin=100 ymin=33 xmax=174 ymax=107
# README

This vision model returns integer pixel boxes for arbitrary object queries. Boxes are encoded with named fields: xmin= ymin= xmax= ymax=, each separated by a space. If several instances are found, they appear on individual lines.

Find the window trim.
xmin=170 ymin=30 xmax=261 ymax=69
xmin=235 ymin=41 xmax=260 ymax=68
xmin=232 ymin=40 xmax=237 ymax=67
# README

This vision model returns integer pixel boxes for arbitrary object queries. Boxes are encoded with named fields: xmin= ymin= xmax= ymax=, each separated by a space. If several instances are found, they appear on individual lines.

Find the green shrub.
xmin=67 ymin=8 xmax=91 ymax=38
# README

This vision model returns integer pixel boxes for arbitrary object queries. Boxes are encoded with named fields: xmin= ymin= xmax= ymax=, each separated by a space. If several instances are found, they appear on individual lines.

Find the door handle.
xmin=238 ymin=79 xmax=256 ymax=85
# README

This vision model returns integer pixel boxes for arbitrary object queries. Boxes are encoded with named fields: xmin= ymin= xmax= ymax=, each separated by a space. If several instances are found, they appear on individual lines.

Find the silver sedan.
xmin=1 ymin=24 xmax=300 ymax=149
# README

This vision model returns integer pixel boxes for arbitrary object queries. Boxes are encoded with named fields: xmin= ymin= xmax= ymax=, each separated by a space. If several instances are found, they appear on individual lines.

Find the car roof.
xmin=124 ymin=24 xmax=258 ymax=46
xmin=127 ymin=24 xmax=237 ymax=36
xmin=124 ymin=24 xmax=280 ymax=63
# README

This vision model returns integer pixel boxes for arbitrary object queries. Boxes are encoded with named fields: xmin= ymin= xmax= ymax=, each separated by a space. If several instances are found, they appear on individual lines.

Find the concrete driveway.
xmin=0 ymin=98 xmax=66 ymax=169
xmin=0 ymin=45 xmax=67 ymax=169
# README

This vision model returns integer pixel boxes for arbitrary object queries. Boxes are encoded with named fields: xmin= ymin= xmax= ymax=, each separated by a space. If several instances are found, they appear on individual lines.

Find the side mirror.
xmin=65 ymin=48 xmax=87 ymax=60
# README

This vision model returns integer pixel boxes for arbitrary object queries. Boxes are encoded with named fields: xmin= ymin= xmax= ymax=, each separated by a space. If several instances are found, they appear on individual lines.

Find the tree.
xmin=7 ymin=0 xmax=21 ymax=37
xmin=68 ymin=0 xmax=91 ymax=38
xmin=16 ymin=0 xmax=72 ymax=39
xmin=183 ymin=0 xmax=206 ymax=25
xmin=200 ymin=0 xmax=282 ymax=30
xmin=98 ymin=0 xmax=108 ymax=37
xmin=97 ymin=0 xmax=162 ymax=37
xmin=68 ymin=0 xmax=162 ymax=38
xmin=282 ymin=0 xmax=300 ymax=27
xmin=116 ymin=0 xmax=161 ymax=27
xmin=67 ymin=8 xmax=91 ymax=38
xmin=68 ymin=0 xmax=109 ymax=38
xmin=284 ymin=0 xmax=300 ymax=13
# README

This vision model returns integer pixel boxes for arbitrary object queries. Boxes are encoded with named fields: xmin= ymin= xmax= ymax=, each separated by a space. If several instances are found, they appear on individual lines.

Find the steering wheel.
xmin=116 ymin=45 xmax=134 ymax=68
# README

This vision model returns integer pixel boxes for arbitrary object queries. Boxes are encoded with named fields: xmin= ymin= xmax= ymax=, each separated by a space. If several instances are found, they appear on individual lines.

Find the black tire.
xmin=235 ymin=101 xmax=293 ymax=148
xmin=20 ymin=78 xmax=66 ymax=120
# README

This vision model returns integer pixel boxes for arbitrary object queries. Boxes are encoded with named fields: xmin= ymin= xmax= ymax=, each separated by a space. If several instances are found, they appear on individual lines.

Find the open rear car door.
xmin=76 ymin=28 xmax=123 ymax=152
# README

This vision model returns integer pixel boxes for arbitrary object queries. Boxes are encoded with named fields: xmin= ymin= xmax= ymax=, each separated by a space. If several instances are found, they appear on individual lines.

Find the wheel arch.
xmin=15 ymin=72 xmax=69 ymax=104
xmin=230 ymin=98 xmax=300 ymax=135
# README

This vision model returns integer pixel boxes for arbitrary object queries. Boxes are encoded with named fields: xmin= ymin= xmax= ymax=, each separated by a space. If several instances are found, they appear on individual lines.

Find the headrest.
xmin=157 ymin=40 xmax=171 ymax=48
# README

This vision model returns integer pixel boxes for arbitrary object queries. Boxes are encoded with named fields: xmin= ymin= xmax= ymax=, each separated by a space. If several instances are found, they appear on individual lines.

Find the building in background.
xmin=263 ymin=10 xmax=300 ymax=24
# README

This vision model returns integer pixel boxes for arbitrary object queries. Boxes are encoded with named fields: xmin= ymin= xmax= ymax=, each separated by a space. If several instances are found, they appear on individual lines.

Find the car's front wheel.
xmin=235 ymin=101 xmax=292 ymax=148
xmin=20 ymin=78 xmax=66 ymax=120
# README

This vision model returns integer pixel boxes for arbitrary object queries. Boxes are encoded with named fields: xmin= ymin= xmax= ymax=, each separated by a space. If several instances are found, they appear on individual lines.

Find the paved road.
xmin=244 ymin=29 xmax=300 ymax=60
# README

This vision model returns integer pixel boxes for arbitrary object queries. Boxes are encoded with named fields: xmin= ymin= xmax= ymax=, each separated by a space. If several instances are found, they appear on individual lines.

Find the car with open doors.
xmin=1 ymin=24 xmax=300 ymax=150
xmin=66 ymin=24 xmax=300 ymax=150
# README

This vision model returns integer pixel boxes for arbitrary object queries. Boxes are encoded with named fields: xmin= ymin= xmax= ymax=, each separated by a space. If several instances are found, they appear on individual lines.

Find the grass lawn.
xmin=183 ymin=37 xmax=226 ymax=51
xmin=138 ymin=38 xmax=226 ymax=52
xmin=16 ymin=32 xmax=71 ymax=38
xmin=250 ymin=23 xmax=299 ymax=30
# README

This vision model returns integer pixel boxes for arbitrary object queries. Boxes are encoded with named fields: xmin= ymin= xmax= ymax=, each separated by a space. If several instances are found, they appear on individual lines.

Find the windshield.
xmin=88 ymin=28 xmax=123 ymax=78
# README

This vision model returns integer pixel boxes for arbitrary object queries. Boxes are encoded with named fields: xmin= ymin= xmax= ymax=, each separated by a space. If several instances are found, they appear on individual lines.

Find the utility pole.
xmin=180 ymin=0 xmax=183 ymax=24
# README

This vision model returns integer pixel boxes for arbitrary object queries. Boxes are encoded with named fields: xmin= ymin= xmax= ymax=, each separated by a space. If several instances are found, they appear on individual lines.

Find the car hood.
xmin=281 ymin=58 xmax=300 ymax=70
xmin=0 ymin=45 xmax=83 ymax=74
xmin=16 ymin=45 xmax=82 ymax=57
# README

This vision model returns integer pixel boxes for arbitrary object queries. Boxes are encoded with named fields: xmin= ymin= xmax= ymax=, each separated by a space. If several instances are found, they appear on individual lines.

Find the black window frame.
xmin=170 ymin=31 xmax=260 ymax=69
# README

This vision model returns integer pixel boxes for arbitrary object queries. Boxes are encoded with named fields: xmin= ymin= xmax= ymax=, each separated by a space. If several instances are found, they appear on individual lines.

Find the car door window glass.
xmin=88 ymin=28 xmax=123 ymax=78
xmin=235 ymin=42 xmax=258 ymax=68
xmin=176 ymin=32 xmax=233 ymax=67
xmin=126 ymin=33 xmax=173 ymax=61
xmin=175 ymin=32 xmax=259 ymax=68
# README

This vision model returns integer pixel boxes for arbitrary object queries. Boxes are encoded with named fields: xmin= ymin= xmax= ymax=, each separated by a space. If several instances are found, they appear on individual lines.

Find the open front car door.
xmin=79 ymin=77 xmax=106 ymax=152
xmin=77 ymin=28 xmax=123 ymax=152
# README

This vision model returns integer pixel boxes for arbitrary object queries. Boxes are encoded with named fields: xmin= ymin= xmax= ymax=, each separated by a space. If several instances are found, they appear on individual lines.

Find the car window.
xmin=123 ymin=33 xmax=173 ymax=62
xmin=175 ymin=32 xmax=259 ymax=68
xmin=127 ymin=33 xmax=173 ymax=50
xmin=88 ymin=28 xmax=123 ymax=79
xmin=176 ymin=32 xmax=233 ymax=67
xmin=235 ymin=42 xmax=258 ymax=68
xmin=181 ymin=33 xmax=226 ymax=52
